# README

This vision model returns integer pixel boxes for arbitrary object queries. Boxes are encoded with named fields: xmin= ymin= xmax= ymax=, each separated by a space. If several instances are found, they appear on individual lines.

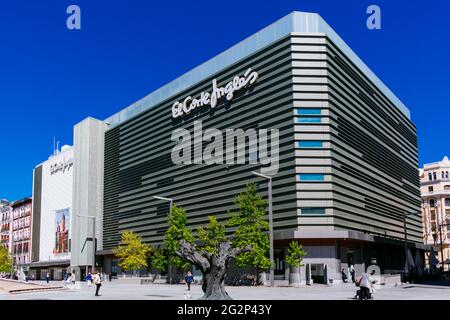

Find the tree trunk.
xmin=200 ymin=266 xmax=231 ymax=300
xmin=255 ymin=267 xmax=259 ymax=286
xmin=175 ymin=240 xmax=251 ymax=300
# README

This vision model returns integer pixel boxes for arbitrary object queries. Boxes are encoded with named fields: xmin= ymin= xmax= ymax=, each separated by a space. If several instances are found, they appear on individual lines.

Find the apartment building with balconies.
xmin=11 ymin=197 xmax=32 ymax=269
xmin=420 ymin=156 xmax=450 ymax=271
xmin=0 ymin=199 xmax=12 ymax=252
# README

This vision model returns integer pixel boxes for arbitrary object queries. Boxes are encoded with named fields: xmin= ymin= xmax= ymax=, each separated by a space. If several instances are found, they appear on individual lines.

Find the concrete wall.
xmin=71 ymin=117 xmax=108 ymax=268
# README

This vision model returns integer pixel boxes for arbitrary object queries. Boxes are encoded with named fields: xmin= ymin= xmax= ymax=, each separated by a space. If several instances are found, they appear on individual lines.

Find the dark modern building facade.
xmin=69 ymin=12 xmax=426 ymax=284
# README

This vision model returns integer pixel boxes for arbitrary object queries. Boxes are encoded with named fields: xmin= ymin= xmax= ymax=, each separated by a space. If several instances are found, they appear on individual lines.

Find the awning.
xmin=28 ymin=260 xmax=70 ymax=268
xmin=97 ymin=249 xmax=115 ymax=256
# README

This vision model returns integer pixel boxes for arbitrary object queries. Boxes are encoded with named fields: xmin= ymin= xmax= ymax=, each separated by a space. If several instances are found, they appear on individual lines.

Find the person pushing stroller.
xmin=355 ymin=270 xmax=376 ymax=300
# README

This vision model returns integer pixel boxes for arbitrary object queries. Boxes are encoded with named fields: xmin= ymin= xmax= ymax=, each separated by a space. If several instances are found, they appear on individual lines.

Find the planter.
xmin=289 ymin=266 xmax=301 ymax=287
xmin=151 ymin=273 xmax=161 ymax=282
xmin=258 ymin=272 xmax=268 ymax=286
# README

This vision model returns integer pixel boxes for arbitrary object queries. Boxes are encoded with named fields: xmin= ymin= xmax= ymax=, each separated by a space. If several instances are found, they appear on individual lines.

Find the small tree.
xmin=228 ymin=183 xmax=271 ymax=283
xmin=164 ymin=206 xmax=194 ymax=279
xmin=151 ymin=248 xmax=168 ymax=272
xmin=285 ymin=241 xmax=307 ymax=287
xmin=197 ymin=216 xmax=227 ymax=254
xmin=113 ymin=231 xmax=152 ymax=275
xmin=0 ymin=246 xmax=13 ymax=273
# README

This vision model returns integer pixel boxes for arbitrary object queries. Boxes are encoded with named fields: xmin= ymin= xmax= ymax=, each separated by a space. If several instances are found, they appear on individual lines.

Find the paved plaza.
xmin=0 ymin=280 xmax=57 ymax=294
xmin=0 ymin=279 xmax=449 ymax=300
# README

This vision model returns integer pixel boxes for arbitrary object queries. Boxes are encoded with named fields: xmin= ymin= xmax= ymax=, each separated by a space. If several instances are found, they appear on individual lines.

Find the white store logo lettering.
xmin=50 ymin=158 xmax=74 ymax=175
xmin=172 ymin=68 xmax=259 ymax=119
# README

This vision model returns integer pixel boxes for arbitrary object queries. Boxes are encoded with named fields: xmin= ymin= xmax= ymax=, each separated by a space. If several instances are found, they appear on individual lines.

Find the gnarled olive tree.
xmin=164 ymin=183 xmax=269 ymax=300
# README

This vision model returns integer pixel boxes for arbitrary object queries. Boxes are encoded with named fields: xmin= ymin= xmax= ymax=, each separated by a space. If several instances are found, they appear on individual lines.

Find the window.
xmin=298 ymin=141 xmax=324 ymax=148
xmin=300 ymin=208 xmax=326 ymax=215
xmin=446 ymin=171 xmax=449 ymax=179
xmin=297 ymin=108 xmax=322 ymax=115
xmin=297 ymin=117 xmax=322 ymax=123
xmin=298 ymin=173 xmax=325 ymax=181
xmin=428 ymin=186 xmax=434 ymax=192
xmin=442 ymin=172 xmax=445 ymax=179
xmin=433 ymin=172 xmax=437 ymax=180
xmin=444 ymin=185 xmax=450 ymax=191
xmin=430 ymin=199 xmax=435 ymax=207
xmin=445 ymin=199 xmax=450 ymax=207
xmin=428 ymin=173 xmax=433 ymax=181
xmin=249 ymin=150 xmax=258 ymax=162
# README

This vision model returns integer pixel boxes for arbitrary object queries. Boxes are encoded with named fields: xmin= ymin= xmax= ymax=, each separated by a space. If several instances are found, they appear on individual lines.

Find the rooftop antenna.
xmin=56 ymin=140 xmax=60 ymax=154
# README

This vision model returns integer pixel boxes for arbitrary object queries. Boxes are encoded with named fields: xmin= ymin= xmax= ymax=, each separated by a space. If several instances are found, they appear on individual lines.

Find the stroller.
xmin=355 ymin=288 xmax=374 ymax=300
xmin=354 ymin=276 xmax=374 ymax=300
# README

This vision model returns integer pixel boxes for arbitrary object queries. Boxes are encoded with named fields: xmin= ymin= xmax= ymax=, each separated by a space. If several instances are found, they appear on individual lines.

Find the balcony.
xmin=421 ymin=190 xmax=450 ymax=197
xmin=421 ymin=177 xmax=450 ymax=186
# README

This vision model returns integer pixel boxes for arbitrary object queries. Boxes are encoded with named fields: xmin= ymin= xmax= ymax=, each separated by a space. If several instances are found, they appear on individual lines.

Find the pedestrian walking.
xmin=348 ymin=264 xmax=355 ymax=283
xmin=109 ymin=273 xmax=112 ymax=282
xmin=86 ymin=272 xmax=93 ymax=287
xmin=62 ymin=273 xmax=69 ymax=288
xmin=185 ymin=271 xmax=194 ymax=291
xmin=45 ymin=272 xmax=50 ymax=284
xmin=93 ymin=272 xmax=102 ymax=296
xmin=341 ymin=268 xmax=348 ymax=283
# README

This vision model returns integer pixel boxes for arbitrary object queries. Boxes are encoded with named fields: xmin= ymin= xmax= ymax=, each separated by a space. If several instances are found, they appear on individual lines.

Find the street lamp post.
xmin=153 ymin=196 xmax=173 ymax=284
xmin=437 ymin=223 xmax=450 ymax=272
xmin=439 ymin=223 xmax=444 ymax=272
xmin=252 ymin=171 xmax=274 ymax=287
xmin=153 ymin=196 xmax=174 ymax=212
xmin=10 ymin=241 xmax=15 ymax=279
xmin=77 ymin=214 xmax=96 ymax=274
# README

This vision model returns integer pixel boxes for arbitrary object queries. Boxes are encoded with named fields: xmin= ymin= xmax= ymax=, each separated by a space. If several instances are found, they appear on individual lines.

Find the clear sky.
xmin=0 ymin=0 xmax=449 ymax=200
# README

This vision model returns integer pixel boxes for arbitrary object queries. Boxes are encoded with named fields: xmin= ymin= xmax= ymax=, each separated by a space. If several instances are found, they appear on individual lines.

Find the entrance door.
xmin=310 ymin=264 xmax=326 ymax=284
xmin=53 ymin=268 xmax=63 ymax=280
xmin=347 ymin=251 xmax=354 ymax=266
xmin=274 ymin=248 xmax=285 ymax=280
xmin=111 ymin=258 xmax=118 ymax=276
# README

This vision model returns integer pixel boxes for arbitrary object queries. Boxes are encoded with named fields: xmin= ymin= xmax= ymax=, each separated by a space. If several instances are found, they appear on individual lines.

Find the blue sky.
xmin=0 ymin=0 xmax=449 ymax=200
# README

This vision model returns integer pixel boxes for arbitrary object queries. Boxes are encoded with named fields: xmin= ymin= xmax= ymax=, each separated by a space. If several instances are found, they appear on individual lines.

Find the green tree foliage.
xmin=197 ymin=216 xmax=227 ymax=254
xmin=113 ymin=231 xmax=152 ymax=272
xmin=164 ymin=184 xmax=272 ymax=299
xmin=285 ymin=241 xmax=307 ymax=267
xmin=164 ymin=185 xmax=271 ymax=271
xmin=228 ymin=183 xmax=271 ymax=269
xmin=151 ymin=248 xmax=168 ymax=272
xmin=164 ymin=206 xmax=194 ymax=270
xmin=0 ymin=246 xmax=12 ymax=273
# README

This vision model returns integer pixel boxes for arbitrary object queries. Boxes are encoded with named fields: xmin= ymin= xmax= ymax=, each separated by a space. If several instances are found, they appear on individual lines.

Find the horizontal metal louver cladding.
xmin=103 ymin=36 xmax=299 ymax=249
xmin=103 ymin=33 xmax=422 ymax=249
xmin=323 ymin=36 xmax=422 ymax=242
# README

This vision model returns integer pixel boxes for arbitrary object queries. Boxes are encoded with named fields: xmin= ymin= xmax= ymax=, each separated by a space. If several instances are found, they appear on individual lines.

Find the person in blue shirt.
xmin=185 ymin=271 xmax=194 ymax=291
xmin=85 ymin=272 xmax=93 ymax=287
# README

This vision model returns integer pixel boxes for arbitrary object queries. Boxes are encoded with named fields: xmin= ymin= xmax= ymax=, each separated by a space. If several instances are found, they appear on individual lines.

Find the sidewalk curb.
xmin=9 ymin=287 xmax=67 ymax=294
